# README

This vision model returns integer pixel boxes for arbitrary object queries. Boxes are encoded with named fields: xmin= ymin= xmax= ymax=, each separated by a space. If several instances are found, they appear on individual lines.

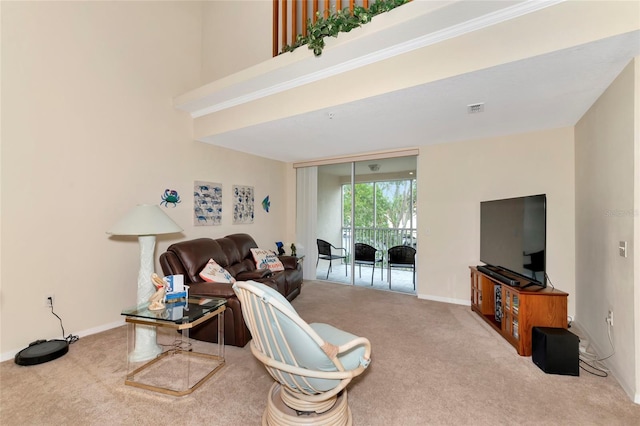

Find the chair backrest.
xmin=234 ymin=281 xmax=351 ymax=394
xmin=317 ymin=239 xmax=333 ymax=256
xmin=354 ymin=243 xmax=377 ymax=262
xmin=388 ymin=245 xmax=416 ymax=265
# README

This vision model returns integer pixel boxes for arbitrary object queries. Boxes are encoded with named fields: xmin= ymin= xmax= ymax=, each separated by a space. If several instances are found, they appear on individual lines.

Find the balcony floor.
xmin=315 ymin=262 xmax=415 ymax=295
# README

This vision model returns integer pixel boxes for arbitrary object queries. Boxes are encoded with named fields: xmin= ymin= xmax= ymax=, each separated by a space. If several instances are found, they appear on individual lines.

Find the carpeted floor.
xmin=1 ymin=280 xmax=638 ymax=425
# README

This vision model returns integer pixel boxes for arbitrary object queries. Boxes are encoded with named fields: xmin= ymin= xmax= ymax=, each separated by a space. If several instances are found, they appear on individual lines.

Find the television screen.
xmin=480 ymin=194 xmax=546 ymax=286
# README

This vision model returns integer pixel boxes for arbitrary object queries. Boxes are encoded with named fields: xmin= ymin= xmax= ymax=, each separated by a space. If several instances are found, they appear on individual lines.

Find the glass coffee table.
xmin=121 ymin=295 xmax=226 ymax=396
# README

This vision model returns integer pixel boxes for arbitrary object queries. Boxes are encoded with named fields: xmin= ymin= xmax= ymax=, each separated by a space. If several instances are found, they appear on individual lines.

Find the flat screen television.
xmin=480 ymin=194 xmax=546 ymax=288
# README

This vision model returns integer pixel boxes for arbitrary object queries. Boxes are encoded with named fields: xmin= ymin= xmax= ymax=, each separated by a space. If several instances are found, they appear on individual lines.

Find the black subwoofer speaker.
xmin=532 ymin=327 xmax=579 ymax=376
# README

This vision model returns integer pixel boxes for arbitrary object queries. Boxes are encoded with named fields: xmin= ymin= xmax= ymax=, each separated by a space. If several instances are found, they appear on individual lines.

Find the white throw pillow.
xmin=199 ymin=258 xmax=236 ymax=283
xmin=250 ymin=248 xmax=285 ymax=272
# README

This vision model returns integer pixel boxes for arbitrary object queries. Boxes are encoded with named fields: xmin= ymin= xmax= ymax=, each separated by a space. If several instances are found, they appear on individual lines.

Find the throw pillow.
xmin=250 ymin=248 xmax=285 ymax=272
xmin=199 ymin=258 xmax=236 ymax=283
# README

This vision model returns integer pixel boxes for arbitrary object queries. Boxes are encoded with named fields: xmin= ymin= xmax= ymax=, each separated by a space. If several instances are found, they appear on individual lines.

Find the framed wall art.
xmin=194 ymin=181 xmax=222 ymax=226
xmin=232 ymin=185 xmax=254 ymax=224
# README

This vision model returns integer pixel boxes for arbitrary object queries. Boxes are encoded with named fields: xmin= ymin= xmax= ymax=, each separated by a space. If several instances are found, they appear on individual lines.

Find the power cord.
xmin=541 ymin=274 xmax=613 ymax=378
xmin=578 ymin=319 xmax=615 ymax=377
xmin=579 ymin=359 xmax=608 ymax=377
xmin=48 ymin=297 xmax=79 ymax=344
xmin=544 ymin=272 xmax=555 ymax=290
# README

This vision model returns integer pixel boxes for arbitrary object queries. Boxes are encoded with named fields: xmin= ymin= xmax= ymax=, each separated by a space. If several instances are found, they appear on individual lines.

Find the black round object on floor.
xmin=15 ymin=339 xmax=69 ymax=366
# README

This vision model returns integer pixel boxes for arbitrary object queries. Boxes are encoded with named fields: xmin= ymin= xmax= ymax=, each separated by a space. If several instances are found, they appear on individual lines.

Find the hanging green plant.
xmin=282 ymin=0 xmax=409 ymax=57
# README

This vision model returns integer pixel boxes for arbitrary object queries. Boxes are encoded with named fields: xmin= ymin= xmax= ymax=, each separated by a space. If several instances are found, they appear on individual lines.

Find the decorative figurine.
xmin=276 ymin=241 xmax=285 ymax=256
xmin=148 ymin=273 xmax=167 ymax=311
xmin=290 ymin=243 xmax=297 ymax=257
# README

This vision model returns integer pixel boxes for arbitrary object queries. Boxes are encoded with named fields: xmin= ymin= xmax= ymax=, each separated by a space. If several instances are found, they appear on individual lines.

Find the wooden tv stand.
xmin=470 ymin=266 xmax=568 ymax=356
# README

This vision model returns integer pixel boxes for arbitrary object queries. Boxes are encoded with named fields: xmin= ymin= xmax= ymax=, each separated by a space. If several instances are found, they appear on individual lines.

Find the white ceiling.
xmin=205 ymin=29 xmax=639 ymax=164
xmin=206 ymin=32 xmax=640 ymax=162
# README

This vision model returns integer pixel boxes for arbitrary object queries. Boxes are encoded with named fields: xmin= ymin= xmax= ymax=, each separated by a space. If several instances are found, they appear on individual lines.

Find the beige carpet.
xmin=1 ymin=281 xmax=638 ymax=425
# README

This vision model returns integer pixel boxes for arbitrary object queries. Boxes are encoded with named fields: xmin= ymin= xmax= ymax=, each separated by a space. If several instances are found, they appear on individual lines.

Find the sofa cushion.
xmin=166 ymin=238 xmax=227 ymax=283
xmin=199 ymin=258 xmax=236 ymax=283
xmin=218 ymin=237 xmax=242 ymax=265
xmin=250 ymin=248 xmax=285 ymax=272
xmin=226 ymin=258 xmax=258 ymax=277
xmin=226 ymin=233 xmax=258 ymax=260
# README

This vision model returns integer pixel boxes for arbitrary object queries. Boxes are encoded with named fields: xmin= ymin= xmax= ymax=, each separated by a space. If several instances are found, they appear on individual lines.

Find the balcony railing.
xmin=272 ymin=0 xmax=372 ymax=56
xmin=342 ymin=227 xmax=417 ymax=261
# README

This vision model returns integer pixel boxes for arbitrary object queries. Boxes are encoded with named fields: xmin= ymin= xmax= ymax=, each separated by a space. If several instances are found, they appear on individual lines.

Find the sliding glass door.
xmin=297 ymin=155 xmax=417 ymax=294
xmin=316 ymin=162 xmax=352 ymax=281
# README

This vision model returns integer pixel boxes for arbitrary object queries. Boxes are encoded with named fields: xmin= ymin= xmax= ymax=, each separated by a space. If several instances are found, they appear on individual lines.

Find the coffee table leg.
xmin=218 ymin=310 xmax=225 ymax=359
xmin=182 ymin=323 xmax=190 ymax=389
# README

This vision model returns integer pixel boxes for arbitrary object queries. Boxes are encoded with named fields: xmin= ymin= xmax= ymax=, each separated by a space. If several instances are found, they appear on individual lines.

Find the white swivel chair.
xmin=233 ymin=280 xmax=372 ymax=425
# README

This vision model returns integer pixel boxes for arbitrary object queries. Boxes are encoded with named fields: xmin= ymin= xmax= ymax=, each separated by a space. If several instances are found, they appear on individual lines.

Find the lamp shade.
xmin=107 ymin=204 xmax=183 ymax=236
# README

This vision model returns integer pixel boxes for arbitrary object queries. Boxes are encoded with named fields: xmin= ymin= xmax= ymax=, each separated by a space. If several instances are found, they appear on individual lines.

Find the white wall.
xmin=575 ymin=58 xmax=638 ymax=402
xmin=418 ymin=127 xmax=576 ymax=311
xmin=201 ymin=0 xmax=272 ymax=83
xmin=1 ymin=1 xmax=288 ymax=358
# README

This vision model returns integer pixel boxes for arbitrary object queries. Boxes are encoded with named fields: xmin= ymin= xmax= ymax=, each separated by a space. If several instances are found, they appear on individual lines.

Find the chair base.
xmin=263 ymin=383 xmax=352 ymax=426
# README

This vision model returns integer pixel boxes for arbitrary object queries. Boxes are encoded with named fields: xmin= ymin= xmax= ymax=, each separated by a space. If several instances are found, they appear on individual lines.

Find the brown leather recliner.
xmin=159 ymin=233 xmax=302 ymax=347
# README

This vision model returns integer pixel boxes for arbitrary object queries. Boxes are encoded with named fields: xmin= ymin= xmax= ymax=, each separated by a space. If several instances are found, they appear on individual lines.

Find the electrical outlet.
xmin=606 ymin=310 xmax=613 ymax=326
xmin=45 ymin=294 xmax=54 ymax=308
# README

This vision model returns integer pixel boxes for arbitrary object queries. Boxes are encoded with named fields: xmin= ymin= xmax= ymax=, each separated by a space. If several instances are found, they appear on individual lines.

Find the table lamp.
xmin=107 ymin=204 xmax=183 ymax=362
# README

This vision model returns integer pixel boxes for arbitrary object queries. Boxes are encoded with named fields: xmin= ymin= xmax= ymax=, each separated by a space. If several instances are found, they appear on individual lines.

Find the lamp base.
xmin=129 ymin=235 xmax=163 ymax=362
xmin=129 ymin=325 xmax=162 ymax=363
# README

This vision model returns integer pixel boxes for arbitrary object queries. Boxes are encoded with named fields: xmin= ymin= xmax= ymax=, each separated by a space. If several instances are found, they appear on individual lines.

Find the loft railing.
xmin=272 ymin=0 xmax=370 ymax=56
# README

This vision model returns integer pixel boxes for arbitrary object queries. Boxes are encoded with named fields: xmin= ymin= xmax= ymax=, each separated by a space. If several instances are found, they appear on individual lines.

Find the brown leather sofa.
xmin=159 ymin=233 xmax=302 ymax=347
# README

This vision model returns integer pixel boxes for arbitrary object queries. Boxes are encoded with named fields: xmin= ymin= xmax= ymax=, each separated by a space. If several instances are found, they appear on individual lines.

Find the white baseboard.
xmin=417 ymin=293 xmax=470 ymax=306
xmin=1 ymin=320 xmax=125 ymax=363
xmin=572 ymin=320 xmax=639 ymax=405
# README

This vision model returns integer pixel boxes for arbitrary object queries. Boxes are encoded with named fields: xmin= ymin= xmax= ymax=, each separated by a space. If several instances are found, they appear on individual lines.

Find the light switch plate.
xmin=619 ymin=241 xmax=627 ymax=258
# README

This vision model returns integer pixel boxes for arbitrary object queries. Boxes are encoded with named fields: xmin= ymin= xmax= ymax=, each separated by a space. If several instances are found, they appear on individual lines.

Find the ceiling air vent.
xmin=467 ymin=103 xmax=485 ymax=114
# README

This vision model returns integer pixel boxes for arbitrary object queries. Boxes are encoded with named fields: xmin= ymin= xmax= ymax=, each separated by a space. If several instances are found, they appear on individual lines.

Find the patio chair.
xmin=387 ymin=245 xmax=416 ymax=290
xmin=233 ymin=280 xmax=372 ymax=425
xmin=354 ymin=243 xmax=383 ymax=285
xmin=316 ymin=239 xmax=347 ymax=279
